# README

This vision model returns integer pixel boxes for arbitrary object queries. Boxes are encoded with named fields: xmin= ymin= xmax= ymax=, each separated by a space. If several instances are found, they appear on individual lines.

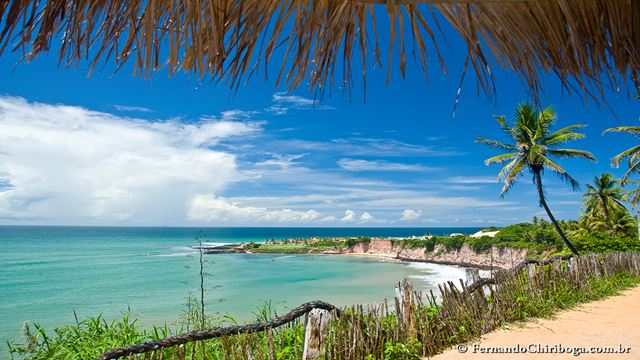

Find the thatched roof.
xmin=1 ymin=0 xmax=638 ymax=103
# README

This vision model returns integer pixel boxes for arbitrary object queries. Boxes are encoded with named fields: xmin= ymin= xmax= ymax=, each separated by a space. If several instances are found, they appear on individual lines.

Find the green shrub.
xmin=494 ymin=222 xmax=561 ymax=250
xmin=468 ymin=236 xmax=494 ymax=253
xmin=573 ymin=232 xmax=640 ymax=253
xmin=345 ymin=236 xmax=371 ymax=247
xmin=438 ymin=235 xmax=466 ymax=252
xmin=383 ymin=339 xmax=421 ymax=360
xmin=481 ymin=226 xmax=499 ymax=232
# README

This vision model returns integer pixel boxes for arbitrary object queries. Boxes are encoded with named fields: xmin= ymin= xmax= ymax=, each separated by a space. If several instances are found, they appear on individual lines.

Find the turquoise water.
xmin=0 ymin=226 xmax=480 ymax=347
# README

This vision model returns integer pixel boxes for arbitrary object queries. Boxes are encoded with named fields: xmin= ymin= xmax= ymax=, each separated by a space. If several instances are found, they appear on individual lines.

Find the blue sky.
xmin=0 ymin=15 xmax=638 ymax=227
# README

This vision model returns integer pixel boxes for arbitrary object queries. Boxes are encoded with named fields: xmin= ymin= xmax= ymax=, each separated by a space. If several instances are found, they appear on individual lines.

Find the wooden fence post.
xmin=465 ymin=268 xmax=480 ymax=285
xmin=302 ymin=309 xmax=333 ymax=360
xmin=395 ymin=278 xmax=417 ymax=337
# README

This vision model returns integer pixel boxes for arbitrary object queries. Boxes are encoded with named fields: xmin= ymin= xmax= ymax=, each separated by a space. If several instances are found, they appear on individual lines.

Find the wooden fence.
xmin=99 ymin=252 xmax=640 ymax=360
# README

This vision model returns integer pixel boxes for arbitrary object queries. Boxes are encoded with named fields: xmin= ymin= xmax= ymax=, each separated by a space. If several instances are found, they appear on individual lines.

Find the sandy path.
xmin=428 ymin=286 xmax=640 ymax=360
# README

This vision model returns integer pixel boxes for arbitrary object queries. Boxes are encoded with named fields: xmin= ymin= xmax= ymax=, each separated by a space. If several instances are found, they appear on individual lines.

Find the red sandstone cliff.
xmin=343 ymin=238 xmax=528 ymax=269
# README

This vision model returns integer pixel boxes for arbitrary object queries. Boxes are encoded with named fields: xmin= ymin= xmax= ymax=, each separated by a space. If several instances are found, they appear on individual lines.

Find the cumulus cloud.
xmin=0 ymin=97 xmax=259 ymax=224
xmin=342 ymin=209 xmax=356 ymax=222
xmin=188 ymin=195 xmax=321 ymax=223
xmin=360 ymin=212 xmax=373 ymax=222
xmin=401 ymin=209 xmax=422 ymax=221
xmin=338 ymin=158 xmax=435 ymax=172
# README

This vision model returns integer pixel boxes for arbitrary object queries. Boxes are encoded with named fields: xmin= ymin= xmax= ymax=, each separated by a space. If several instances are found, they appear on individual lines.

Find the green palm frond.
xmin=474 ymin=138 xmax=518 ymax=152
xmin=493 ymin=115 xmax=513 ymax=137
xmin=611 ymin=145 xmax=640 ymax=167
xmin=534 ymin=106 xmax=555 ymax=141
xmin=544 ymin=124 xmax=588 ymax=146
xmin=500 ymin=158 xmax=526 ymax=197
xmin=547 ymin=149 xmax=597 ymax=161
xmin=542 ymin=157 xmax=580 ymax=190
xmin=624 ymin=187 xmax=640 ymax=209
xmin=496 ymin=156 xmax=522 ymax=181
xmin=484 ymin=152 xmax=519 ymax=165
xmin=604 ymin=126 xmax=640 ymax=137
xmin=545 ymin=124 xmax=588 ymax=141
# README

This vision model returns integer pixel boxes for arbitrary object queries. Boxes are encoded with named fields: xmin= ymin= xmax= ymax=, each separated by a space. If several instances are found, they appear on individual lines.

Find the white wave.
xmin=270 ymin=255 xmax=296 ymax=260
xmin=200 ymin=242 xmax=233 ymax=247
xmin=155 ymin=246 xmax=196 ymax=257
xmin=406 ymin=262 xmax=467 ymax=287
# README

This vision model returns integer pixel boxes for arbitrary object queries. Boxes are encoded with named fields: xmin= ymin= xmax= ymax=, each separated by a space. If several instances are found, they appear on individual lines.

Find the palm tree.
xmin=582 ymin=173 xmax=627 ymax=224
xmin=476 ymin=104 xmax=596 ymax=255
xmin=603 ymin=126 xmax=640 ymax=181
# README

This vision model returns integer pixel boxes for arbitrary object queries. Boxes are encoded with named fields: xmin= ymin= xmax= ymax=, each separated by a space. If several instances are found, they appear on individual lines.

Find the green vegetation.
xmin=10 ymin=254 xmax=640 ymax=360
xmin=8 ymin=301 xmax=306 ymax=360
xmin=476 ymin=103 xmax=596 ymax=255
xmin=382 ymin=339 xmax=421 ymax=360
xmin=605 ymin=125 xmax=640 ymax=181
xmin=345 ymin=236 xmax=372 ymax=247
xmin=250 ymin=238 xmax=347 ymax=254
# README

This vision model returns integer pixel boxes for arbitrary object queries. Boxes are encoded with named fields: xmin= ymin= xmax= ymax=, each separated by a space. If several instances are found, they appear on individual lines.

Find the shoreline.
xmin=334 ymin=252 xmax=501 ymax=271
xmin=210 ymin=236 xmax=528 ymax=270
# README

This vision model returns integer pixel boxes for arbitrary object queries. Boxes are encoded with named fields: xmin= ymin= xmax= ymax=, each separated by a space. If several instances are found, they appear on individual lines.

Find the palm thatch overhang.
xmin=0 ymin=0 xmax=638 ymax=103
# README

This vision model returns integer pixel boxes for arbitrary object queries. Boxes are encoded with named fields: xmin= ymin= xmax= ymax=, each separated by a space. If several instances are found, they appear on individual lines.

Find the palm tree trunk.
xmin=637 ymin=210 xmax=640 ymax=241
xmin=599 ymin=194 xmax=611 ymax=224
xmin=533 ymin=169 xmax=580 ymax=256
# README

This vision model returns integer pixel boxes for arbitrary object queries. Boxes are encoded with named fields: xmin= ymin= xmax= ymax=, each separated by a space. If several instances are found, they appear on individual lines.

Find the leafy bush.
xmin=437 ymin=235 xmax=466 ymax=252
xmin=345 ymin=236 xmax=371 ymax=247
xmin=467 ymin=236 xmax=494 ymax=253
xmin=311 ymin=238 xmax=344 ymax=248
xmin=494 ymin=222 xmax=562 ymax=250
xmin=481 ymin=226 xmax=499 ymax=232
xmin=573 ymin=232 xmax=640 ymax=253
xmin=383 ymin=339 xmax=422 ymax=360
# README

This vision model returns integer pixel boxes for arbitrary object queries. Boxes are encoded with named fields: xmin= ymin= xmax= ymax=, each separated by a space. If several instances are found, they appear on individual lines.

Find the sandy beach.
xmin=429 ymin=286 xmax=640 ymax=360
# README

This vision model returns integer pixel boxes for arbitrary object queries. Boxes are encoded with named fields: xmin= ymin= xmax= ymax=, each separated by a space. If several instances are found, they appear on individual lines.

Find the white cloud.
xmin=265 ymin=105 xmax=289 ymax=116
xmin=338 ymin=158 xmax=436 ymax=172
xmin=188 ymin=195 xmax=321 ymax=223
xmin=272 ymin=93 xmax=316 ymax=106
xmin=112 ymin=105 xmax=153 ymax=113
xmin=360 ymin=212 xmax=373 ymax=222
xmin=448 ymin=176 xmax=497 ymax=184
xmin=254 ymin=154 xmax=305 ymax=169
xmin=271 ymin=138 xmax=462 ymax=157
xmin=266 ymin=92 xmax=335 ymax=115
xmin=220 ymin=109 xmax=259 ymax=120
xmin=401 ymin=209 xmax=422 ymax=221
xmin=342 ymin=209 xmax=356 ymax=222
xmin=0 ymin=97 xmax=258 ymax=224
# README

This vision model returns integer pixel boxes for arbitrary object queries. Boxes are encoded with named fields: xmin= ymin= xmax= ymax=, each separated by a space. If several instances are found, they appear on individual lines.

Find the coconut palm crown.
xmin=582 ymin=173 xmax=627 ymax=223
xmin=476 ymin=103 xmax=596 ymax=255
xmin=603 ymin=126 xmax=640 ymax=181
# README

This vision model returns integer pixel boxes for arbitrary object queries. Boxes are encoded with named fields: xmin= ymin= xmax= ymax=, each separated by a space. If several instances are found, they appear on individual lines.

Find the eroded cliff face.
xmin=343 ymin=239 xmax=528 ymax=269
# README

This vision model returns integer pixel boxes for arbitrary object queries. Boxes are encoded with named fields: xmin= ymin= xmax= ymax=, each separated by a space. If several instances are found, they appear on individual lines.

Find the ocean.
xmin=0 ymin=226 xmax=481 ymax=347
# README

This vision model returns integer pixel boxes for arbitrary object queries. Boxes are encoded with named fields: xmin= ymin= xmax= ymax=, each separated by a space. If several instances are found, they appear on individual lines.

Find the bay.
xmin=0 ymin=226 xmax=481 ymax=346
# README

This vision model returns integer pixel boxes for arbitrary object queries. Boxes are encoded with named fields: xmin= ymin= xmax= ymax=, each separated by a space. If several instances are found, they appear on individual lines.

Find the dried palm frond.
xmin=0 ymin=0 xmax=638 ymax=103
